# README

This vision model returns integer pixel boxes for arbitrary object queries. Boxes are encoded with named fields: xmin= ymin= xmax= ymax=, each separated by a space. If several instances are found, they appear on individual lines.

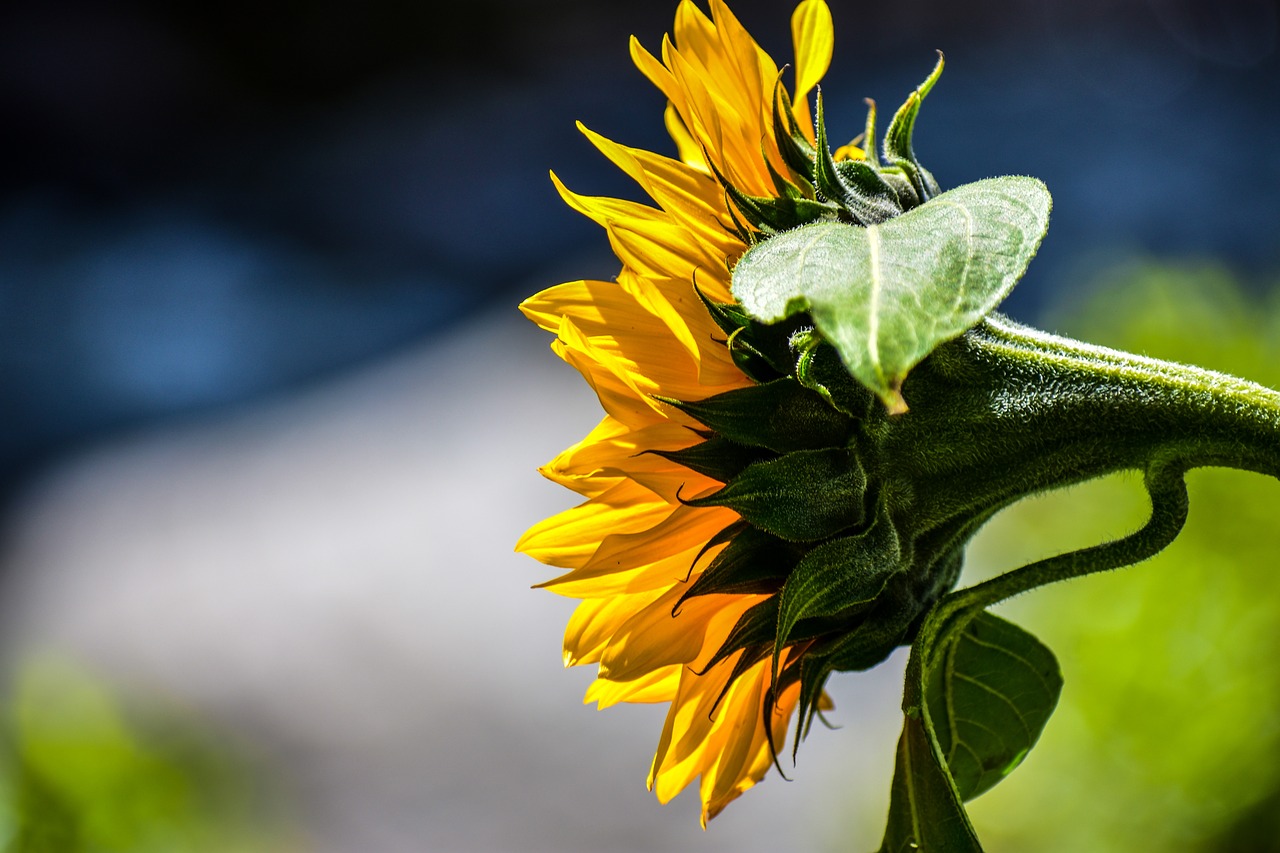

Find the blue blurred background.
xmin=2 ymin=0 xmax=1277 ymax=506
xmin=0 ymin=0 xmax=1277 ymax=850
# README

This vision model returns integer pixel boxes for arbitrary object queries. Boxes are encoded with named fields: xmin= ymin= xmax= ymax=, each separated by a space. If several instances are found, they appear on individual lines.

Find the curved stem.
xmin=911 ymin=461 xmax=1189 ymax=683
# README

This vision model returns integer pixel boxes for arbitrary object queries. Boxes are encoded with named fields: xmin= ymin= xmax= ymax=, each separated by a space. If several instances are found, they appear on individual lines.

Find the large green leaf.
xmin=926 ymin=611 xmax=1063 ymax=801
xmin=731 ymin=176 xmax=1051 ymax=412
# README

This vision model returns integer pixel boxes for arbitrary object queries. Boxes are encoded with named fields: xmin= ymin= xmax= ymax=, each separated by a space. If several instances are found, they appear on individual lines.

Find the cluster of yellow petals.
xmin=516 ymin=0 xmax=835 ymax=825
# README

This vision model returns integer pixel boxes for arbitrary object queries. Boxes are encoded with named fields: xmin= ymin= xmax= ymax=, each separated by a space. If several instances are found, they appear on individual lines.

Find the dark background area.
xmin=2 ymin=0 xmax=1278 ymax=508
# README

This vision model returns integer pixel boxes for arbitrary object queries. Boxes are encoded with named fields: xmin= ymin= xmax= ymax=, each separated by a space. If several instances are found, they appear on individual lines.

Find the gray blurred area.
xmin=0 ymin=300 xmax=907 ymax=851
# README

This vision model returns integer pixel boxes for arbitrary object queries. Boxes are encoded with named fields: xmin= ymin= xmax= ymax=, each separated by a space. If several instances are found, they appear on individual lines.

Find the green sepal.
xmin=659 ymin=378 xmax=852 ymax=453
xmin=772 ymin=499 xmax=901 ymax=683
xmin=683 ymin=447 xmax=867 ymax=541
xmin=793 ymin=333 xmax=877 ymax=418
xmin=882 ymin=52 xmax=944 ymax=202
xmin=875 ymin=166 xmax=922 ymax=211
xmin=726 ymin=327 xmax=785 ymax=383
xmin=861 ymin=97 xmax=881 ymax=169
xmin=726 ymin=185 xmax=841 ymax=236
xmin=812 ymin=89 xmax=844 ymax=204
xmin=772 ymin=77 xmax=817 ymax=184
xmin=647 ymin=435 xmax=775 ymax=484
xmin=708 ymin=152 xmax=835 ymax=236
xmin=694 ymin=283 xmax=752 ymax=337
xmin=702 ymin=594 xmax=849 ymax=681
xmin=790 ymin=592 xmax=917 ymax=752
xmin=694 ymin=287 xmax=798 ymax=382
xmin=764 ymin=152 xmax=811 ymax=202
xmin=684 ymin=519 xmax=749 ymax=584
xmin=813 ymin=91 xmax=903 ymax=226
xmin=724 ymin=188 xmax=761 ymax=247
xmin=925 ymin=611 xmax=1062 ymax=801
xmin=674 ymin=526 xmax=803 ymax=608
xmin=790 ymin=651 xmax=833 ymax=752
xmin=832 ymin=159 xmax=904 ymax=224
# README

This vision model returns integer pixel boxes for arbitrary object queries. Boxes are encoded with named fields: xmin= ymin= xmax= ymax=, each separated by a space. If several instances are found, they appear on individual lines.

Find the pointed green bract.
xmin=883 ymin=52 xmax=945 ymax=201
xmin=926 ymin=611 xmax=1063 ymax=801
xmin=660 ymin=378 xmax=852 ymax=453
xmin=773 ymin=505 xmax=900 ymax=658
xmin=684 ymin=447 xmax=866 ymax=541
xmin=648 ymin=436 xmax=773 ymax=484
xmin=730 ymin=176 xmax=1052 ymax=412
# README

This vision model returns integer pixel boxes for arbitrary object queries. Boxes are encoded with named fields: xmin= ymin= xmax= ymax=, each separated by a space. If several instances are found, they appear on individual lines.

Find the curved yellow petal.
xmin=515 ymin=479 xmax=673 ymax=569
xmin=564 ymin=589 xmax=664 ymax=667
xmin=790 ymin=0 xmax=833 ymax=139
xmin=586 ymin=667 xmax=682 ymax=708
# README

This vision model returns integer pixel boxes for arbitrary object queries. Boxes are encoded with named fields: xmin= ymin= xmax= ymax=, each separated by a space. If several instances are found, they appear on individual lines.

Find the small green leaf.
xmin=926 ymin=611 xmax=1063 ymax=801
xmin=877 ymin=611 xmax=1062 ymax=852
xmin=730 ymin=176 xmax=1052 ymax=412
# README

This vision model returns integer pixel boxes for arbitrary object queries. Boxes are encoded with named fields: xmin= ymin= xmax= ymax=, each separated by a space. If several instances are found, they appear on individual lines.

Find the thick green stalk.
xmin=876 ymin=313 xmax=1280 ymax=568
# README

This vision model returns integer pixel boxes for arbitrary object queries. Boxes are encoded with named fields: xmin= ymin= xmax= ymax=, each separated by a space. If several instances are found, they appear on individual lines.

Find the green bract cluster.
xmin=727 ymin=58 xmax=1053 ymax=412
xmin=726 ymin=55 xmax=948 ymax=241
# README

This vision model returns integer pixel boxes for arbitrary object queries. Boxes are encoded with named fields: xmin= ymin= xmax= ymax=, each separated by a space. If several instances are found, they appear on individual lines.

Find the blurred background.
xmin=0 ymin=0 xmax=1277 ymax=850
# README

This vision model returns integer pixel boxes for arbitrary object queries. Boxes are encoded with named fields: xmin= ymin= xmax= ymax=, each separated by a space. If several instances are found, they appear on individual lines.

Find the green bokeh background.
xmin=0 ymin=659 xmax=296 ymax=852
xmin=960 ymin=260 xmax=1280 ymax=852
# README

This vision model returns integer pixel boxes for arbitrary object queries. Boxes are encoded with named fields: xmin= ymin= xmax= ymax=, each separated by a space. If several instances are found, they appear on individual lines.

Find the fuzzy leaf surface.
xmin=731 ymin=176 xmax=1051 ymax=411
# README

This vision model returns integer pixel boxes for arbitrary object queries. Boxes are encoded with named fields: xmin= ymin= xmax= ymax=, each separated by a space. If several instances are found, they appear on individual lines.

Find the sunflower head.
xmin=518 ymin=0 xmax=977 ymax=826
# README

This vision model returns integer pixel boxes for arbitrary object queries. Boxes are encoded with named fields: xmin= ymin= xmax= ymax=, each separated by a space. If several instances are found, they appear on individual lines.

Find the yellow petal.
xmin=551 ymin=316 xmax=674 ymax=428
xmin=515 ymin=479 xmax=673 ymax=569
xmin=536 ymin=416 xmax=701 ymax=499
xmin=528 ymin=282 xmax=739 ymax=408
xmin=563 ymin=589 xmax=665 ymax=667
xmin=586 ymin=667 xmax=682 ymax=708
xmin=790 ymin=0 xmax=832 ymax=136
xmin=599 ymin=587 xmax=730 ymax=682
xmin=665 ymin=103 xmax=706 ymax=171
xmin=540 ymin=544 xmax=704 ymax=599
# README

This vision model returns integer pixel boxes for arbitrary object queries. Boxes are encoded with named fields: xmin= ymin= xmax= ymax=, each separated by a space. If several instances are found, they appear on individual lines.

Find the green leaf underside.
xmin=731 ymin=176 xmax=1051 ymax=411
xmin=926 ymin=611 xmax=1062 ymax=802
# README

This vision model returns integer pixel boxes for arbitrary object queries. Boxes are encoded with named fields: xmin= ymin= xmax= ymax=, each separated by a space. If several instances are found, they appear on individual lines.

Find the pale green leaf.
xmin=731 ymin=176 xmax=1051 ymax=412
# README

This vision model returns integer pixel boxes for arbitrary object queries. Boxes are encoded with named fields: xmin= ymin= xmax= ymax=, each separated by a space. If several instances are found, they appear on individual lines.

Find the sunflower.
xmin=516 ymin=0 xmax=924 ymax=824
